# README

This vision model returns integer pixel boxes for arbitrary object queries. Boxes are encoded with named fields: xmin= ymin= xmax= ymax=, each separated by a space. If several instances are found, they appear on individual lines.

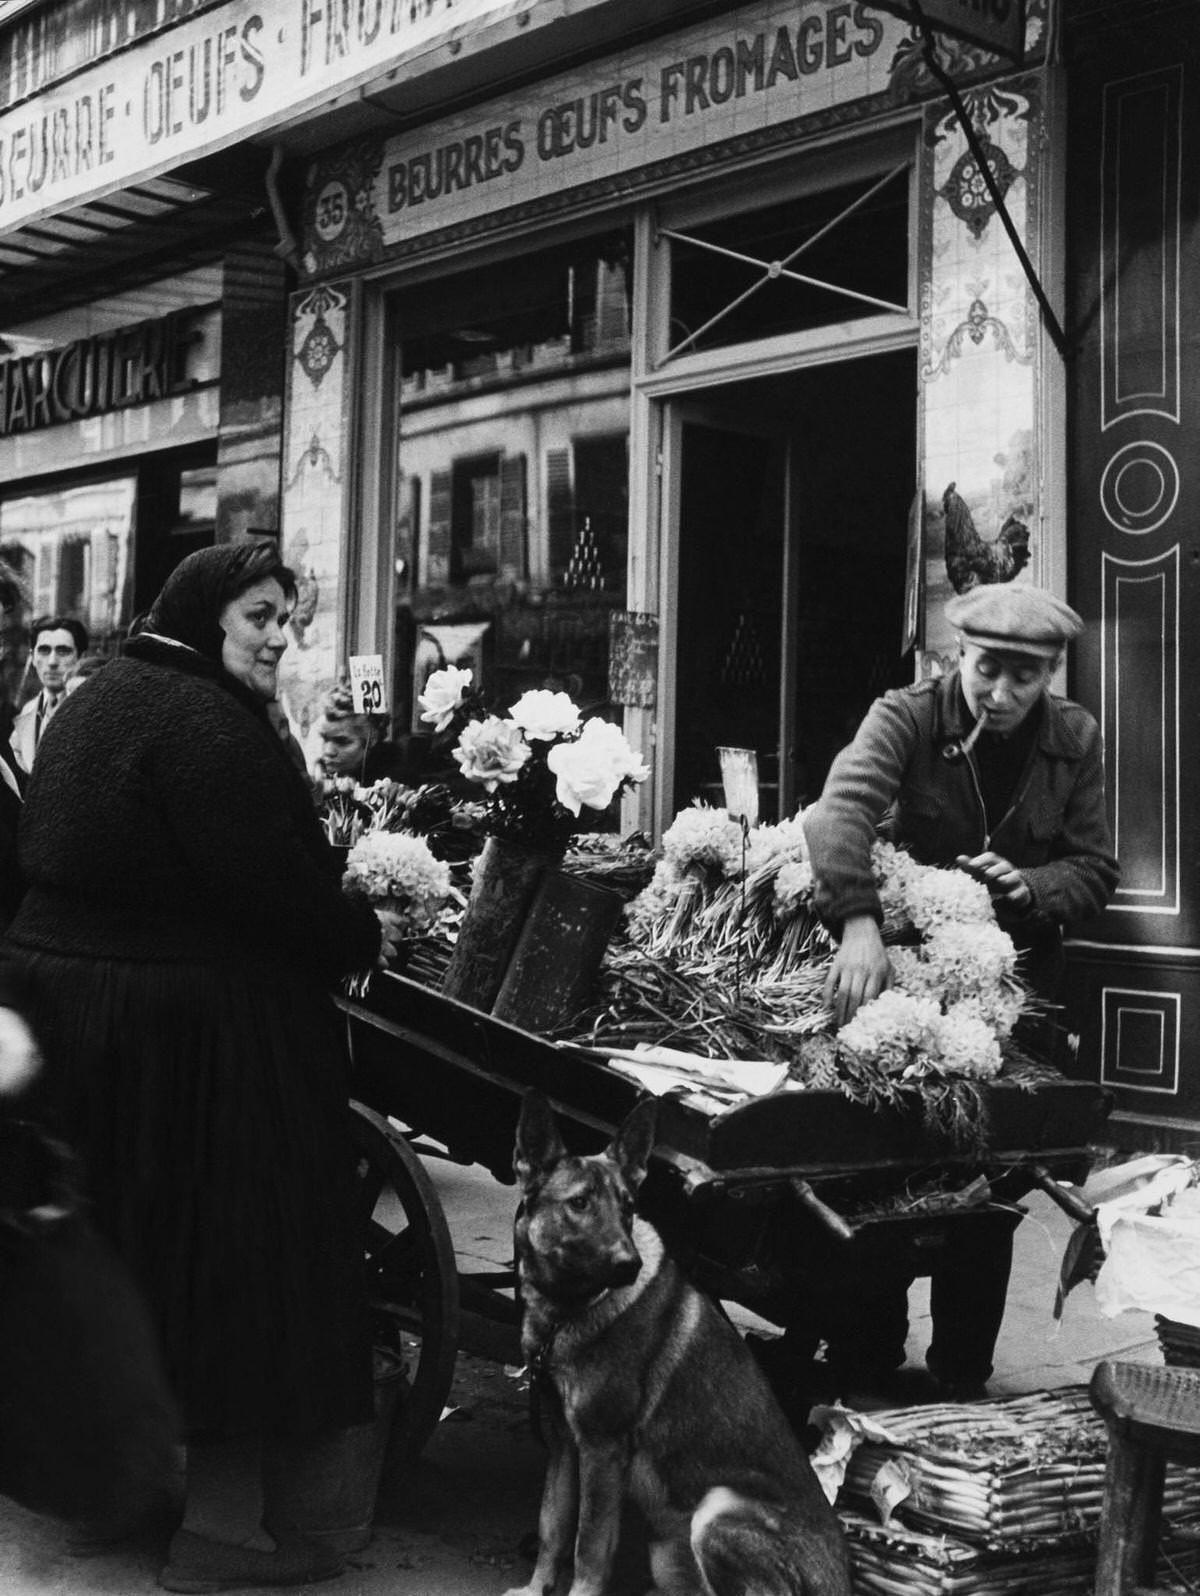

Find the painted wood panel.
xmin=1102 ymin=551 xmax=1178 ymax=915
xmin=1101 ymin=66 xmax=1182 ymax=429
xmin=1067 ymin=2 xmax=1200 ymax=1128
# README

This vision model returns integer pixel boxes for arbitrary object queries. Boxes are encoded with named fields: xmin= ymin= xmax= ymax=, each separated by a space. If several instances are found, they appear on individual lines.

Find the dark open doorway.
xmin=671 ymin=348 xmax=918 ymax=819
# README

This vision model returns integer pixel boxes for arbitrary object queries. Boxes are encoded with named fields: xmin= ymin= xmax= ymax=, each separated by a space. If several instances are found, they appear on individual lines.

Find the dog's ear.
xmin=513 ymin=1090 xmax=567 ymax=1189
xmin=606 ymin=1097 xmax=657 ymax=1193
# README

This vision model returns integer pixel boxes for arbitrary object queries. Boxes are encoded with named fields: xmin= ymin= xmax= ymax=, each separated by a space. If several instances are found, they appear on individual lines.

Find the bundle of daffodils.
xmin=836 ymin=841 xmax=1028 ymax=1088
xmin=627 ymin=806 xmax=827 ymax=977
xmin=318 ymin=774 xmax=486 ymax=860
xmin=342 ymin=830 xmax=457 ymax=996
xmin=575 ymin=805 xmax=1036 ymax=1137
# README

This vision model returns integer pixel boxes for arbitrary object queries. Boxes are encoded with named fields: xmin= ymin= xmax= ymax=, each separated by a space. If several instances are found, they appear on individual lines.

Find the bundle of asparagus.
xmin=843 ymin=1499 xmax=1200 ymax=1596
xmin=844 ymin=1387 xmax=1200 ymax=1548
xmin=841 ymin=1510 xmax=1096 ymax=1596
xmin=844 ymin=1389 xmax=1106 ymax=1543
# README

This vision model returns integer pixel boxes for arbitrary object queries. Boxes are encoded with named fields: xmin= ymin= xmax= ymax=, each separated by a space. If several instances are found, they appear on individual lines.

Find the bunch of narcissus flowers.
xmin=342 ymin=830 xmax=451 ymax=932
xmin=619 ymin=810 xmax=1031 ymax=1100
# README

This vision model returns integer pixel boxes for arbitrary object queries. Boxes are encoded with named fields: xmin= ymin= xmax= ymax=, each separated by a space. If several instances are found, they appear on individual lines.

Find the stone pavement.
xmin=0 ymin=1157 xmax=1160 ymax=1596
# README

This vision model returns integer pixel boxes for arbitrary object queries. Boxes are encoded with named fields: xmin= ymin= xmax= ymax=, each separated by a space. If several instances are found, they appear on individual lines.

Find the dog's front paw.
xmin=502 ymin=1585 xmax=548 ymax=1596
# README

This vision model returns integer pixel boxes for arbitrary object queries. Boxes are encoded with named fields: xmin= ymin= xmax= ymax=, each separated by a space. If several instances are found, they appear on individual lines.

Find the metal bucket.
xmin=263 ymin=1348 xmax=408 ymax=1557
xmin=492 ymin=869 xmax=624 ymax=1032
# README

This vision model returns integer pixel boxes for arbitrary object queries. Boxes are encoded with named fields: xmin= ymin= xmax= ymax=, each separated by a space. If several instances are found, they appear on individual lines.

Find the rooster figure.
xmin=942 ymin=482 xmax=1031 ymax=594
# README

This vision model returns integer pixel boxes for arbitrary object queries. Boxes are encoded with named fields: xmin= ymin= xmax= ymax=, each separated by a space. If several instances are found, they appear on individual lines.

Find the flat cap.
xmin=945 ymin=583 xmax=1084 ymax=659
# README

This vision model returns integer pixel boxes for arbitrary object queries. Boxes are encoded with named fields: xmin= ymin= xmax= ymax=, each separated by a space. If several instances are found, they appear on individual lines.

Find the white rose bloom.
xmin=576 ymin=716 xmax=650 ymax=780
xmin=546 ymin=741 xmax=619 ymax=815
xmin=508 ymin=689 xmax=581 ymax=741
xmin=546 ymin=718 xmax=647 ymax=814
xmin=418 ymin=665 xmax=473 ymax=731
xmin=453 ymin=716 xmax=530 ymax=790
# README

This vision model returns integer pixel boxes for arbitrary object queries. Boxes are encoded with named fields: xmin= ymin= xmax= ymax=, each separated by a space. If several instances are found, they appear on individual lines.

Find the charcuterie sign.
xmin=348 ymin=654 xmax=387 ymax=715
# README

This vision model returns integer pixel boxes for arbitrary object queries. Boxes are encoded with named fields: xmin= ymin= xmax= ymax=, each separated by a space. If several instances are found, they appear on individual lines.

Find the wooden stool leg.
xmin=1094 ymin=1429 xmax=1165 ymax=1596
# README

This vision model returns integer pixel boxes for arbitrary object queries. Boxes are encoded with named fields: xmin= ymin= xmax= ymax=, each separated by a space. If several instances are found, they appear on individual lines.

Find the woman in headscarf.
xmin=5 ymin=541 xmax=403 ymax=1591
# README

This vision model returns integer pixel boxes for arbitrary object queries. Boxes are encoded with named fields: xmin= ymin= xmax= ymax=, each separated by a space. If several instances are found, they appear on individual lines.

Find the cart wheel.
xmin=349 ymin=1101 xmax=460 ymax=1468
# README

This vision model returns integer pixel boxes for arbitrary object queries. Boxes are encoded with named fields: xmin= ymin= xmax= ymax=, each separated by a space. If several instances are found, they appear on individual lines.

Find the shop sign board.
xmin=862 ymin=0 xmax=1024 ymax=63
xmin=0 ymin=303 xmax=211 ymax=438
xmin=0 ymin=0 xmax=222 ymax=113
xmin=0 ymin=0 xmax=518 ymax=234
xmin=305 ymin=0 xmax=925 ymax=271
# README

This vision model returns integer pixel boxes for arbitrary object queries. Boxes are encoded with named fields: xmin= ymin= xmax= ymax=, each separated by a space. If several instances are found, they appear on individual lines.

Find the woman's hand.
xmin=822 ymin=915 xmax=891 ymax=1029
xmin=374 ymin=907 xmax=407 ymax=969
xmin=956 ymin=852 xmax=1032 ymax=912
xmin=0 ymin=1006 xmax=41 ymax=1097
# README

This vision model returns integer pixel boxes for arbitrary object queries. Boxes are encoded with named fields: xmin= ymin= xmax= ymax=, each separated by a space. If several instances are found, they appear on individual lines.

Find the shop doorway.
xmin=667 ymin=347 xmax=917 ymax=821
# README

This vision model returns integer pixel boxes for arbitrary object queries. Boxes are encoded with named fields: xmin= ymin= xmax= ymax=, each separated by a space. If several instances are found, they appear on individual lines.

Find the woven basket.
xmin=1156 ymin=1315 xmax=1200 ymax=1369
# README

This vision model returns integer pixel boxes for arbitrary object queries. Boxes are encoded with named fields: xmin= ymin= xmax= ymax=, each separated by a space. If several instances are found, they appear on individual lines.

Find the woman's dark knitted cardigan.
xmin=9 ymin=639 xmax=380 ymax=977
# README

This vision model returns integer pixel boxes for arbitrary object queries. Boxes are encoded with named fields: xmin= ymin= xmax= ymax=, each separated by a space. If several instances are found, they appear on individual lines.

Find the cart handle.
xmin=1030 ymin=1164 xmax=1096 ymax=1225
xmin=790 ymin=1178 xmax=856 ymax=1244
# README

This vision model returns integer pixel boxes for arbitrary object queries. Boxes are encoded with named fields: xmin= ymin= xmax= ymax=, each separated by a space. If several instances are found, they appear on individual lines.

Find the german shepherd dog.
xmin=505 ymin=1091 xmax=851 ymax=1596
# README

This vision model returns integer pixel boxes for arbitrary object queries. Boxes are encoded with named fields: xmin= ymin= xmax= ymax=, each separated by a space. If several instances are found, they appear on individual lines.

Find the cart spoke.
xmin=350 ymin=1101 xmax=461 ymax=1481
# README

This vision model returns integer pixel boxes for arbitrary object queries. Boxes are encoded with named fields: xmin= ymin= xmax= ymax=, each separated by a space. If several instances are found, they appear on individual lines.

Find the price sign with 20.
xmin=348 ymin=655 xmax=388 ymax=715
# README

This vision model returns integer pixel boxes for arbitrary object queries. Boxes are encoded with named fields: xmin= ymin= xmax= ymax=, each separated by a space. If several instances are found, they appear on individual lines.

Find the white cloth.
xmin=600 ymin=1043 xmax=789 ymax=1102
xmin=9 ymin=690 xmax=62 ymax=774
xmin=1090 ymin=1156 xmax=1200 ymax=1324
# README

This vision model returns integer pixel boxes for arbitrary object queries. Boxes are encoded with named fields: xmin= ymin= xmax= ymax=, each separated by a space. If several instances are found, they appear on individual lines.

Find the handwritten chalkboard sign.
xmin=608 ymin=611 xmax=658 ymax=708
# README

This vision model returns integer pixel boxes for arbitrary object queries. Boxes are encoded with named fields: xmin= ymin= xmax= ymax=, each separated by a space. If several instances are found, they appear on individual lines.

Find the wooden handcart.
xmin=342 ymin=971 xmax=1112 ymax=1471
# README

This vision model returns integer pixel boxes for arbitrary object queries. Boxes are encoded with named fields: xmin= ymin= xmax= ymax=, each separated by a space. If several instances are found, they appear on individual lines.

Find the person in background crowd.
xmin=0 ymin=562 xmax=30 ymax=921
xmin=312 ymin=680 xmax=429 ymax=786
xmin=9 ymin=616 xmax=88 ymax=774
xmin=800 ymin=582 xmax=1119 ymax=1403
xmin=5 ymin=542 xmax=405 ymax=1591
xmin=0 ymin=551 xmax=42 ymax=1371
xmin=64 ymin=653 xmax=111 ymax=695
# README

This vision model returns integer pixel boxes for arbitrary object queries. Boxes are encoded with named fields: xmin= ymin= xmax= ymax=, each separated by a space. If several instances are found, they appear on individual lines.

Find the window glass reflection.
xmin=391 ymin=232 xmax=633 ymax=781
xmin=0 ymin=476 xmax=136 ymax=706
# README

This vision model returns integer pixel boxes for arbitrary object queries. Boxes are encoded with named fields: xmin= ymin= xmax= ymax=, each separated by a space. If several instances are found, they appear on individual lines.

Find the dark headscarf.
xmin=138 ymin=542 xmax=296 ymax=662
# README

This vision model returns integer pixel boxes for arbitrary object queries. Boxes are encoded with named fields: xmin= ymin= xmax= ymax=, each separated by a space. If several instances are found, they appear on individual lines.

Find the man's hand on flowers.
xmin=0 ymin=1005 xmax=41 ymax=1096
xmin=374 ymin=907 xmax=408 ymax=968
xmin=956 ymin=852 xmax=1032 ymax=912
xmin=823 ymin=914 xmax=892 ymax=1029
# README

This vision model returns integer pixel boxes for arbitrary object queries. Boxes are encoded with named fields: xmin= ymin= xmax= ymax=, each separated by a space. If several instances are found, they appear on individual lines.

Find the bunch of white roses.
xmin=416 ymin=667 xmax=648 ymax=852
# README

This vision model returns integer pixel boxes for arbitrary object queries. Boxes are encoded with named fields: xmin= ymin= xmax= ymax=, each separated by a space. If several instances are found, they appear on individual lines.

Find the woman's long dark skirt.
xmin=15 ymin=951 xmax=374 ymax=1443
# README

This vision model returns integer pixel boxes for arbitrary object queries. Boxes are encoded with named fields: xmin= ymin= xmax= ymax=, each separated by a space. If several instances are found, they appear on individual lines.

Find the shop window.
xmin=0 ymin=475 xmax=135 ymax=659
xmin=666 ymin=166 xmax=910 ymax=357
xmin=0 ymin=446 xmax=218 ymax=712
xmin=177 ymin=466 xmax=218 ymax=540
xmin=452 ymin=454 xmax=502 ymax=579
xmin=390 ymin=230 xmax=632 ymax=754
xmin=133 ymin=445 xmax=219 ymax=612
xmin=56 ymin=537 xmax=87 ymax=615
xmin=394 ymin=232 xmax=631 ymax=400
xmin=425 ymin=454 xmax=528 ymax=586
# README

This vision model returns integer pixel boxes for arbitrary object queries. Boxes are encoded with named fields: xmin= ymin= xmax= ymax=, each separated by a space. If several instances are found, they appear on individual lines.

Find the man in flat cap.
xmin=797 ymin=581 xmax=1118 ymax=1403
